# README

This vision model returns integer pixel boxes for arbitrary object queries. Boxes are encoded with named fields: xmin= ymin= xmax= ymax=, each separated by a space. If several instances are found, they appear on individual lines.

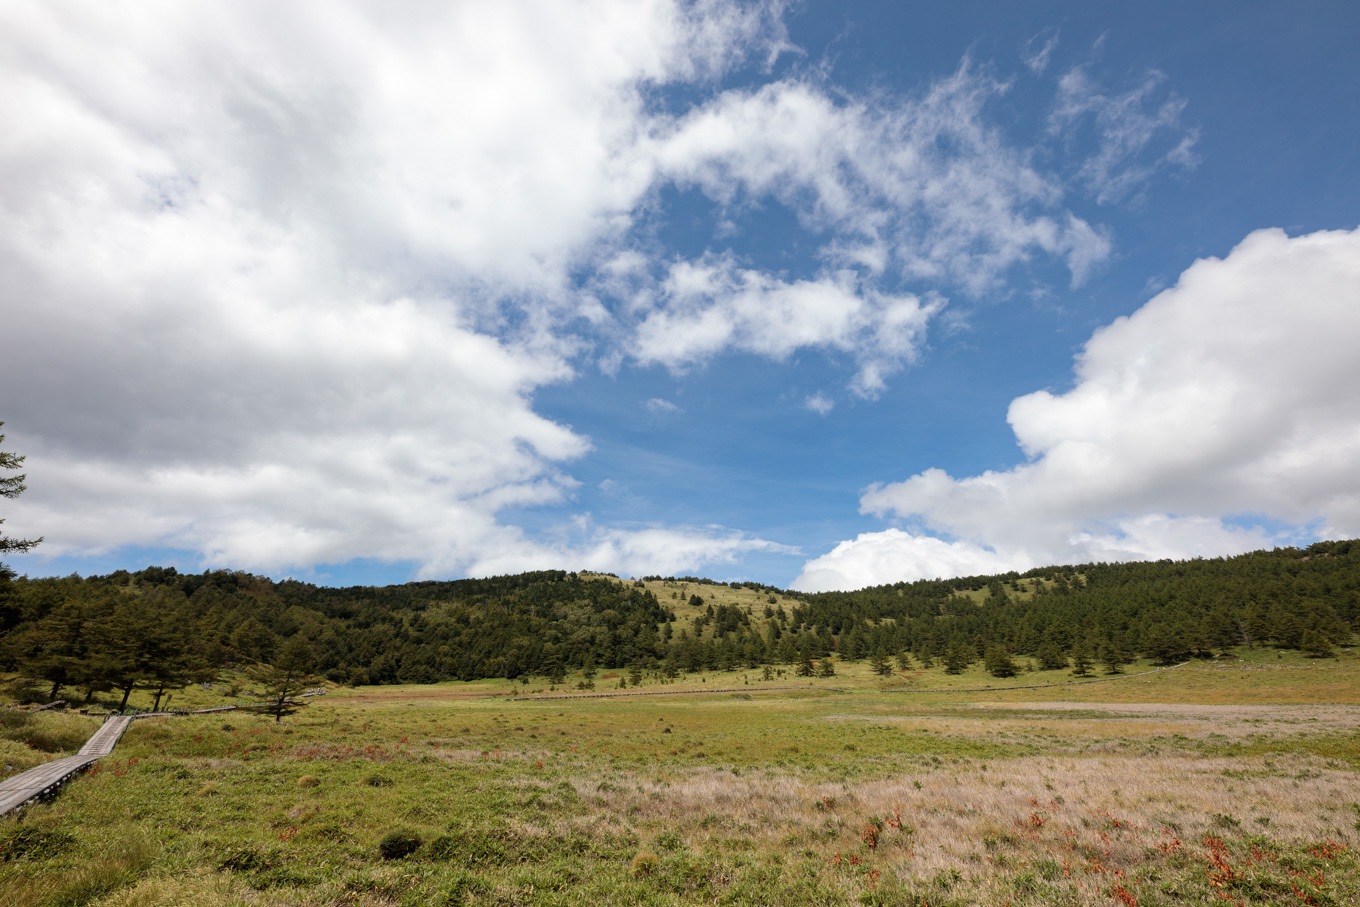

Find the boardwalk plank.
xmin=0 ymin=715 xmax=133 ymax=816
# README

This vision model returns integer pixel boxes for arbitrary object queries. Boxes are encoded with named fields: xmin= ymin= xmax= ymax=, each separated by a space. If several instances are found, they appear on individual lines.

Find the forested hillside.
xmin=1 ymin=541 xmax=1356 ymax=700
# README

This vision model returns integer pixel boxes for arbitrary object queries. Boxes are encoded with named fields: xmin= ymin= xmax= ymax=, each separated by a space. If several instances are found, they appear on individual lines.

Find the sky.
xmin=2 ymin=1 xmax=1359 ymax=592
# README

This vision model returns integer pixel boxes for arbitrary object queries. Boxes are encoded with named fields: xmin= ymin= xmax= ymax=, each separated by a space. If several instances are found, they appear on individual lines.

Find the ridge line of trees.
xmin=1 ymin=542 xmax=1356 ymax=697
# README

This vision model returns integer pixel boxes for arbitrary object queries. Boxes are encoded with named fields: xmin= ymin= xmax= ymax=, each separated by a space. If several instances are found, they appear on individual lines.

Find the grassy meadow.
xmin=3 ymin=647 xmax=1360 ymax=907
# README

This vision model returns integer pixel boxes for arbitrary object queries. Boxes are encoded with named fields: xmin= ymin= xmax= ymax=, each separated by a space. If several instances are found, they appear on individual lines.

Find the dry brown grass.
xmin=550 ymin=752 xmax=1358 ymax=904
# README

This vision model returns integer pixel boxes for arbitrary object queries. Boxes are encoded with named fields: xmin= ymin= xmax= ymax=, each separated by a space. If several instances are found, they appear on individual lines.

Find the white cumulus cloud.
xmin=796 ymin=227 xmax=1360 ymax=591
xmin=0 ymin=0 xmax=786 ymax=579
xmin=632 ymin=258 xmax=940 ymax=395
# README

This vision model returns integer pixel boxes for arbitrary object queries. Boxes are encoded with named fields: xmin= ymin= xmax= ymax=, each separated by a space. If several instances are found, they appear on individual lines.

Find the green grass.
xmin=3 ymin=648 xmax=1359 ymax=905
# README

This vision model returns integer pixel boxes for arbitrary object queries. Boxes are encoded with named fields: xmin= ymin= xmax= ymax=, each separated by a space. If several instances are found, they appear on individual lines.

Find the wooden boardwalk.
xmin=0 ymin=716 xmax=131 ymax=817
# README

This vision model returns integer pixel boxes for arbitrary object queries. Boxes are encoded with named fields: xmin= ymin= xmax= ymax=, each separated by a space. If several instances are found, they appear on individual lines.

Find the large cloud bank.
xmin=0 ymin=1 xmax=1202 ymax=579
xmin=0 ymin=0 xmax=788 ymax=577
xmin=796 ymin=227 xmax=1360 ymax=591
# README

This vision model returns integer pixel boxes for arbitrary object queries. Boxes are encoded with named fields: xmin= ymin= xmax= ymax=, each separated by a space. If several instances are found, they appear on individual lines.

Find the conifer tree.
xmin=8 ymin=595 xmax=98 ymax=701
xmin=1036 ymin=640 xmax=1068 ymax=670
xmin=942 ymin=639 xmax=970 ymax=675
xmin=983 ymin=645 xmax=1017 ymax=678
xmin=0 ymin=424 xmax=41 ymax=562
xmin=1301 ymin=629 xmax=1334 ymax=658
xmin=1098 ymin=638 xmax=1130 ymax=674
xmin=1070 ymin=637 xmax=1094 ymax=677
xmin=248 ymin=636 xmax=316 ymax=722
xmin=816 ymin=657 xmax=836 ymax=678
xmin=0 ymin=424 xmax=41 ymax=635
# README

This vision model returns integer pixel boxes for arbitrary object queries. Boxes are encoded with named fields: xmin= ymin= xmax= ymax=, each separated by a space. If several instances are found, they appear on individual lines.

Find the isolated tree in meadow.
xmin=248 ymin=635 xmax=317 ymax=722
xmin=816 ymin=657 xmax=836 ymax=678
xmin=869 ymin=652 xmax=894 ymax=677
xmin=1070 ymin=637 xmax=1094 ymax=677
xmin=895 ymin=651 xmax=913 ymax=671
xmin=795 ymin=651 xmax=815 ymax=677
xmin=1098 ymin=639 xmax=1130 ymax=675
xmin=983 ymin=646 xmax=1017 ymax=678
xmin=1301 ymin=629 xmax=1335 ymax=658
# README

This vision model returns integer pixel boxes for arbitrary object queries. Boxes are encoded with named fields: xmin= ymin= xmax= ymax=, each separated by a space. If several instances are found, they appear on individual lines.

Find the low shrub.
xmin=378 ymin=828 xmax=423 ymax=860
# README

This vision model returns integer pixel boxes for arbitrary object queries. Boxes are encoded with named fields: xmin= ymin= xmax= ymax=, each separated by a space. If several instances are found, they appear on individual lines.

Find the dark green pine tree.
xmin=1036 ymin=639 xmax=1068 ymax=671
xmin=1098 ymin=638 xmax=1130 ymax=675
xmin=1301 ymin=629 xmax=1334 ymax=658
xmin=1145 ymin=623 xmax=1191 ymax=665
xmin=869 ymin=652 xmax=894 ymax=677
xmin=8 ymin=595 xmax=99 ymax=701
xmin=942 ymin=639 xmax=970 ymax=675
xmin=1070 ymin=637 xmax=1094 ymax=677
xmin=0 ymin=423 xmax=42 ymax=562
xmin=983 ymin=646 xmax=1017 ymax=678
xmin=0 ymin=423 xmax=42 ymax=636
xmin=816 ymin=657 xmax=836 ymax=678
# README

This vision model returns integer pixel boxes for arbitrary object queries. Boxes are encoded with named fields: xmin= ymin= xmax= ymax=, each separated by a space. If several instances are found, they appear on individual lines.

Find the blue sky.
xmin=3 ymin=1 xmax=1359 ymax=590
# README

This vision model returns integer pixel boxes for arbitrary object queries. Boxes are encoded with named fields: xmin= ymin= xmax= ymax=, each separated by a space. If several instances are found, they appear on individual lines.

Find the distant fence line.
xmin=510 ymin=684 xmax=841 ymax=701
xmin=509 ymin=662 xmax=1196 ymax=701
xmin=880 ymin=661 xmax=1190 ymax=694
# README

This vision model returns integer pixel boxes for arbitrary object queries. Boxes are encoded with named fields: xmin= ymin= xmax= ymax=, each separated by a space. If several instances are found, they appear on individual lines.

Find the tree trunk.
xmin=118 ymin=682 xmax=135 ymax=711
xmin=49 ymin=680 xmax=62 ymax=701
xmin=152 ymin=685 xmax=166 ymax=712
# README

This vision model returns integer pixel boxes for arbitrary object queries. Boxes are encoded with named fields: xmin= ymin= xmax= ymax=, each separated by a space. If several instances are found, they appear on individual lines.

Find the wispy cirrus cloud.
xmin=1049 ymin=64 xmax=1200 ymax=205
xmin=652 ymin=62 xmax=1111 ymax=295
